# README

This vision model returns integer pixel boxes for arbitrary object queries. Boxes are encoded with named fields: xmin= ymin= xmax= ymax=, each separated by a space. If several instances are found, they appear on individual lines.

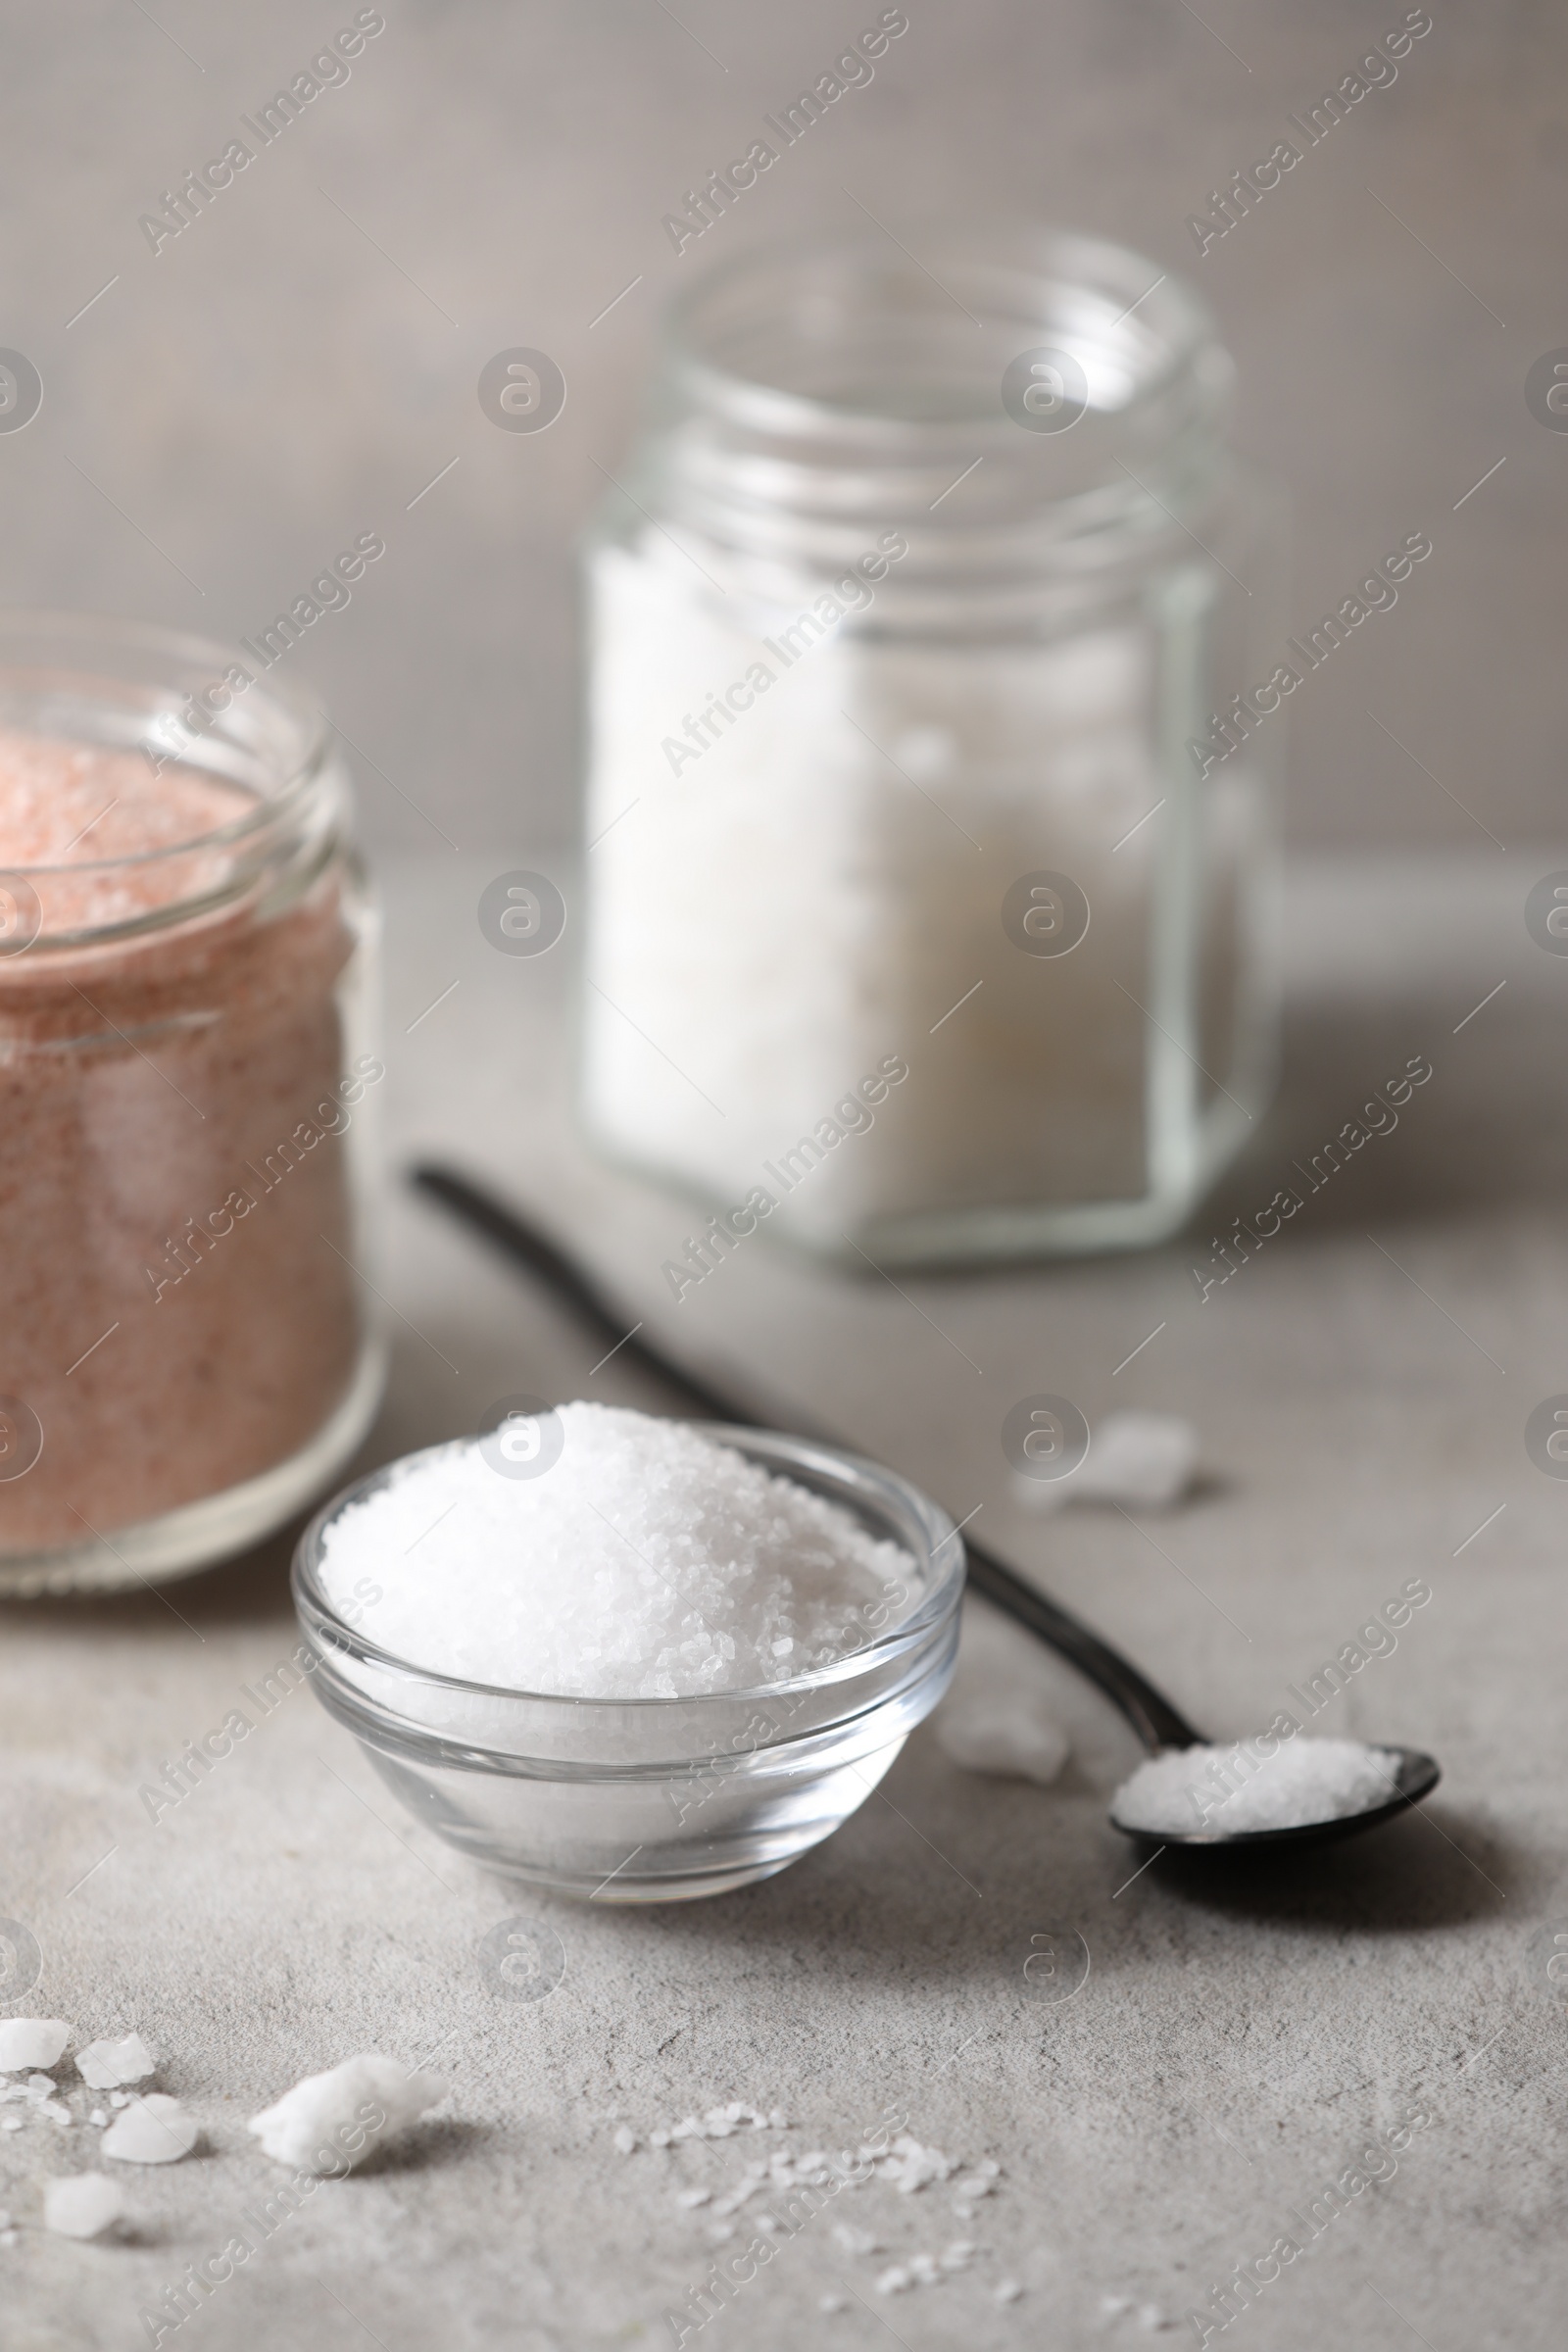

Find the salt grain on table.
xmin=74 ymin=2034 xmax=154 ymax=2090
xmin=0 ymin=2021 xmax=70 ymax=2072
xmin=1012 ymin=1411 xmax=1199 ymax=1514
xmin=43 ymin=2174 xmax=125 ymax=2239
xmin=247 ymin=2053 xmax=446 ymax=2175
xmin=101 ymin=2094 xmax=198 ymax=2165
xmin=937 ymin=1695 xmax=1070 ymax=1785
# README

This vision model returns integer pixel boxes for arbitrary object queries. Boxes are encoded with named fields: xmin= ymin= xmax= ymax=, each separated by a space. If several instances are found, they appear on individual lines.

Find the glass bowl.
xmin=291 ymin=1425 xmax=964 ymax=1902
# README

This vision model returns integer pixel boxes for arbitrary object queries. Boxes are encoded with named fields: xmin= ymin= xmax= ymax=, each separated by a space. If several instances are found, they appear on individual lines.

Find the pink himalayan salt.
xmin=0 ymin=726 xmax=367 ymax=1555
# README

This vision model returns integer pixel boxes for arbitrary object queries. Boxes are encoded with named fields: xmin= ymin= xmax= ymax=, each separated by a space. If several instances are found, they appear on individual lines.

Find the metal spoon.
xmin=410 ymin=1163 xmax=1440 ymax=1852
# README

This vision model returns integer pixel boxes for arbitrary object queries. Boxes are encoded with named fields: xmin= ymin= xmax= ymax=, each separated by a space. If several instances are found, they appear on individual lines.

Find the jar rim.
xmin=0 ymin=607 xmax=336 ymax=878
xmin=0 ymin=608 xmax=344 ymax=956
xmin=662 ymin=222 xmax=1224 ymax=448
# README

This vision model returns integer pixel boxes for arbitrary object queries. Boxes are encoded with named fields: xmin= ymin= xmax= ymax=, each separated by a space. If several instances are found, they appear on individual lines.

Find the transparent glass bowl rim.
xmin=291 ymin=1423 xmax=967 ymax=1732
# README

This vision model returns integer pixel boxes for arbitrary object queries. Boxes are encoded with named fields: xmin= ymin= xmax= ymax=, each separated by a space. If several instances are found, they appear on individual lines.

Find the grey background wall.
xmin=0 ymin=0 xmax=1559 ymax=861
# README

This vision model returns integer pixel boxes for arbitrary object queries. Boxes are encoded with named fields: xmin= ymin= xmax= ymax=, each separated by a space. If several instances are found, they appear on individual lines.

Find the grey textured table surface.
xmin=3 ymin=850 xmax=1566 ymax=2351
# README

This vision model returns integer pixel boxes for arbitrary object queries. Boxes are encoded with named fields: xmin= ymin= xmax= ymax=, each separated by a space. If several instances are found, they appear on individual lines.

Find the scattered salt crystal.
xmin=1111 ymin=1738 xmax=1399 ymax=1836
xmin=818 ymin=2292 xmax=848 ymax=2314
xmin=247 ymin=2054 xmax=446 ymax=2175
xmin=1101 ymin=2293 xmax=1134 ymax=2317
xmin=75 ymin=2034 xmax=154 ymax=2090
xmin=44 ymin=2174 xmax=124 ymax=2239
xmin=940 ymin=2242 xmax=976 ymax=2272
xmin=88 ymin=2111 xmax=108 ymax=2129
xmin=675 ymin=2186 xmax=711 ymax=2208
xmin=0 ymin=2022 xmax=70 ymax=2072
xmin=612 ymin=2125 xmax=638 ymax=2155
xmin=42 ymin=2100 xmax=72 ymax=2125
xmin=24 ymin=2075 xmax=55 ymax=2101
xmin=0 ymin=2118 xmax=21 ymax=2132
xmin=317 ymin=1405 xmax=915 ymax=1699
xmin=938 ymin=1696 xmax=1069 ymax=1785
xmin=0 ymin=2230 xmax=15 ymax=2246
xmin=875 ymin=2265 xmax=912 ymax=2294
xmin=1013 ymin=1412 xmax=1198 ymax=1515
xmin=101 ymin=2094 xmax=198 ymax=2165
xmin=649 ymin=2102 xmax=781 ymax=2145
xmin=1137 ymin=2306 xmax=1171 ymax=2330
xmin=109 ymin=2091 xmax=129 ymax=2108
xmin=953 ymin=2173 xmax=997 ymax=2201
xmin=705 ymin=2223 xmax=736 ymax=2244
xmin=995 ymin=2278 xmax=1024 ymax=2303
xmin=832 ymin=2223 xmax=881 ymax=2256
xmin=879 ymin=2133 xmax=958 ymax=2194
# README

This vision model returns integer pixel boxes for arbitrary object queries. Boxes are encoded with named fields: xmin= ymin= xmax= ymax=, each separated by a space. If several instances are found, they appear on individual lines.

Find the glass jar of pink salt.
xmin=0 ymin=614 xmax=385 ymax=1597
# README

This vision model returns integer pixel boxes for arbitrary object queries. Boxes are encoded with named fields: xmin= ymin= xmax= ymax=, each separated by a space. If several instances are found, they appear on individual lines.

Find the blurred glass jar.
xmin=0 ymin=614 xmax=384 ymax=1596
xmin=581 ymin=228 xmax=1286 ymax=1263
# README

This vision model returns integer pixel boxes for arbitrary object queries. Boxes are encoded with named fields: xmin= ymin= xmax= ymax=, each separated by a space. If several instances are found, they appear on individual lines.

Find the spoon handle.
xmin=410 ymin=1164 xmax=1201 ymax=1757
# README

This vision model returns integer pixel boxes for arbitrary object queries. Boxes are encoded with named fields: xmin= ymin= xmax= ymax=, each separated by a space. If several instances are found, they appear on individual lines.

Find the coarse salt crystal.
xmin=880 ymin=2133 xmax=959 ymax=2194
xmin=818 ymin=2292 xmax=848 ymax=2314
xmin=75 ymin=2034 xmax=154 ymax=2090
xmin=44 ymin=2174 xmax=124 ymax=2239
xmin=1012 ymin=1413 xmax=1198 ymax=1515
xmin=101 ymin=2094 xmax=198 ymax=2166
xmin=832 ymin=2223 xmax=880 ymax=2256
xmin=318 ymin=1406 xmax=915 ymax=1699
xmin=247 ymin=2054 xmax=446 ymax=2176
xmin=612 ymin=2125 xmax=638 ymax=2154
xmin=1111 ymin=1738 xmax=1399 ymax=1837
xmin=0 ymin=2021 xmax=70 ymax=2073
xmin=109 ymin=2091 xmax=129 ymax=2108
xmin=995 ymin=2278 xmax=1024 ymax=2303
xmin=675 ymin=2186 xmax=711 ymax=2208
xmin=0 ymin=2118 xmax=21 ymax=2132
xmin=938 ymin=1696 xmax=1069 ymax=1785
xmin=875 ymin=2265 xmax=912 ymax=2294
xmin=1101 ymin=2293 xmax=1134 ymax=2316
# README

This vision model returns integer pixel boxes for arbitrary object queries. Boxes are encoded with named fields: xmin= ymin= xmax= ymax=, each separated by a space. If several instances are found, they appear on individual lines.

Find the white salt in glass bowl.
xmin=292 ymin=1427 xmax=964 ymax=1901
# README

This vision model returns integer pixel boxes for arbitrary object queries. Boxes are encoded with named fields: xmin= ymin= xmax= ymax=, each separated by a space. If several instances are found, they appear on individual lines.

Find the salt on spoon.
xmin=1113 ymin=1737 xmax=1408 ymax=1840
